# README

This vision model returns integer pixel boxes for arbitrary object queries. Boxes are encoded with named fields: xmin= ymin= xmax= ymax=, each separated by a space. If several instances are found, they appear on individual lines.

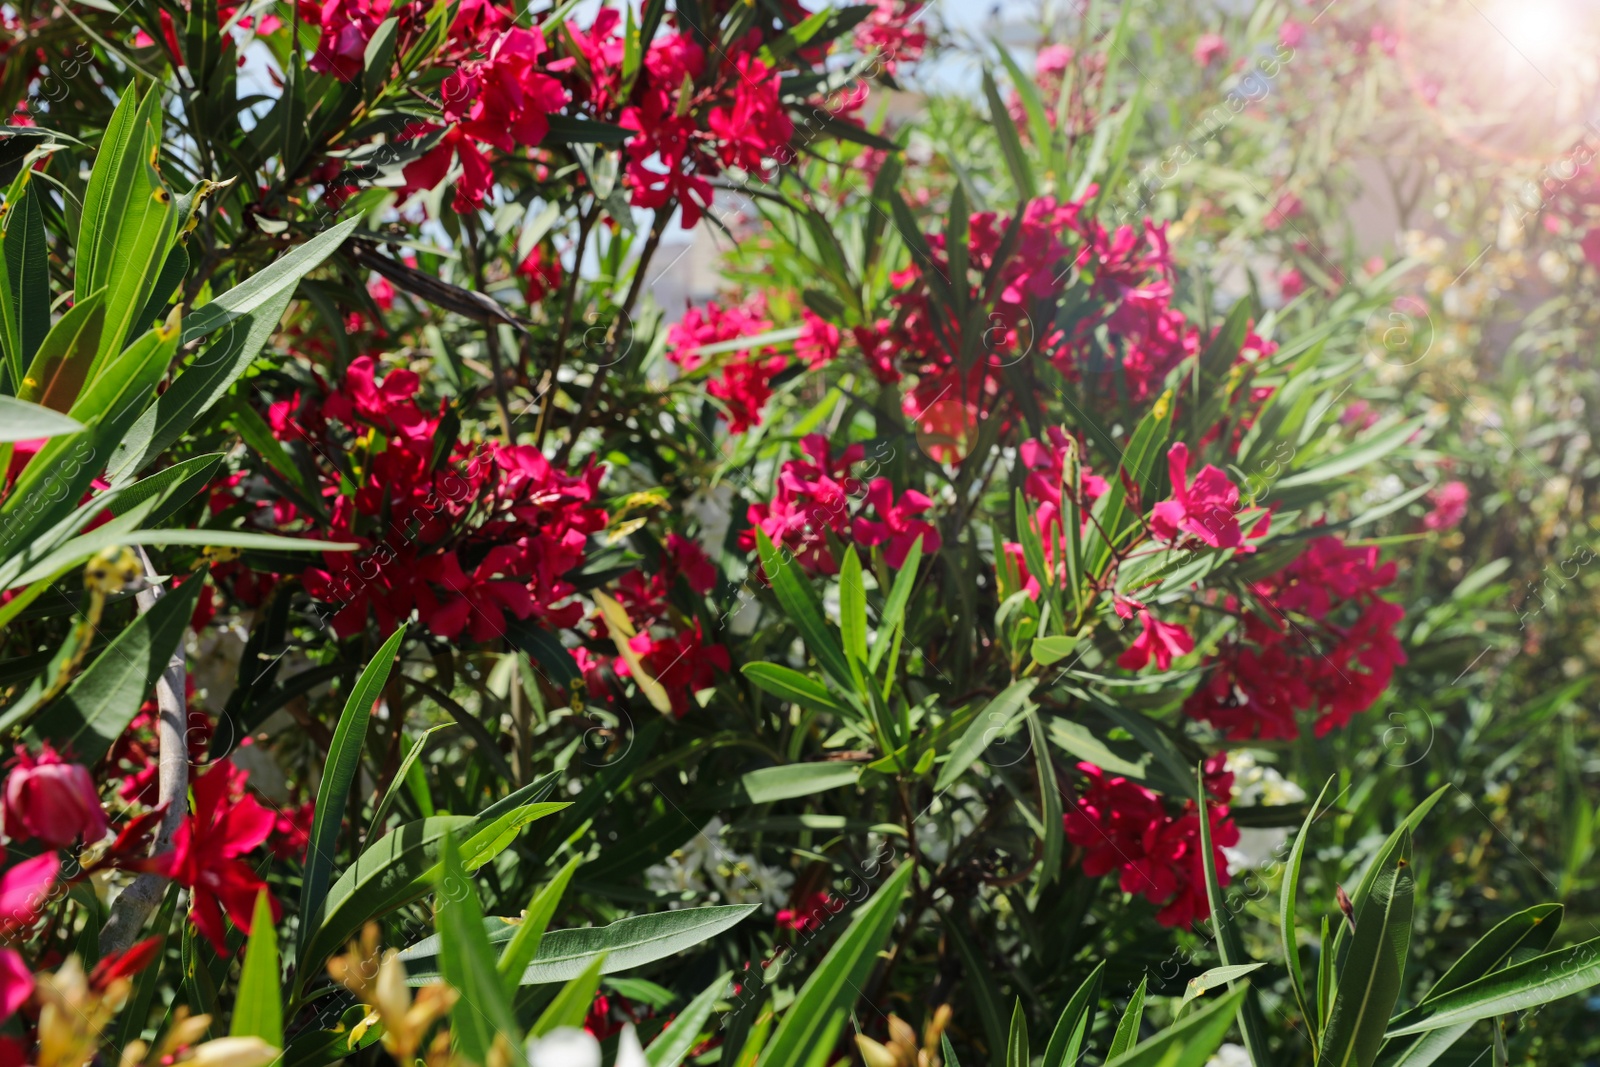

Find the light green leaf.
xmin=400 ymin=903 xmax=760 ymax=986
xmin=437 ymin=834 xmax=525 ymax=1067
xmin=741 ymin=663 xmax=846 ymax=716
xmin=497 ymin=854 xmax=581 ymax=997
xmin=0 ymin=396 xmax=84 ymax=442
xmin=1104 ymin=985 xmax=1246 ymax=1067
xmin=1179 ymin=964 xmax=1266 ymax=1013
xmin=183 ymin=216 xmax=361 ymax=342
xmin=935 ymin=679 xmax=1037 ymax=790
xmin=742 ymin=763 xmax=863 ymax=804
xmin=755 ymin=529 xmax=854 ymax=693
xmin=1384 ymin=933 xmax=1600 ymax=1039
xmin=1106 ymin=977 xmax=1147 ymax=1061
xmin=230 ymin=890 xmax=284 ymax=1047
xmin=1040 ymin=961 xmax=1102 ymax=1067
xmin=532 ymin=955 xmax=606 ymax=1038
xmin=754 ymin=862 xmax=914 ymax=1067
xmin=646 ymin=972 xmax=730 ymax=1067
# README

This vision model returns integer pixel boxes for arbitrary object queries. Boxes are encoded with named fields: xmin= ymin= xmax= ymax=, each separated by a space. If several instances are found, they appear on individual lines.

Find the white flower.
xmin=614 ymin=1024 xmax=648 ymax=1067
xmin=1206 ymin=1043 xmax=1252 ymax=1067
xmin=527 ymin=1027 xmax=601 ymax=1067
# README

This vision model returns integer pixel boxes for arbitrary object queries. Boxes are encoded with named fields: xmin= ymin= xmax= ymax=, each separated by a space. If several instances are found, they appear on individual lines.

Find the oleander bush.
xmin=1 ymin=2 xmax=1598 ymax=1067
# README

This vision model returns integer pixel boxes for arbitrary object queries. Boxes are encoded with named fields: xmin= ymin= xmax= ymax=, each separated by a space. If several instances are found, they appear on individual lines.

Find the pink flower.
xmin=851 ymin=478 xmax=941 ymax=568
xmin=1117 ymin=610 xmax=1194 ymax=671
xmin=1279 ymin=19 xmax=1307 ymax=48
xmin=1278 ymin=267 xmax=1306 ymax=299
xmin=1192 ymin=33 xmax=1228 ymax=66
xmin=4 ymin=744 xmax=108 ymax=848
xmin=162 ymin=761 xmax=279 ymax=953
xmin=1063 ymin=762 xmax=1237 ymax=928
xmin=1424 ymin=481 xmax=1469 ymax=531
xmin=1151 ymin=442 xmax=1246 ymax=549
xmin=796 ymin=309 xmax=841 ymax=369
xmin=0 ymin=850 xmax=58 ymax=934
xmin=0 ymin=950 xmax=28 ymax=1021
xmin=1264 ymin=193 xmax=1302 ymax=230
xmin=777 ymin=890 xmax=839 ymax=933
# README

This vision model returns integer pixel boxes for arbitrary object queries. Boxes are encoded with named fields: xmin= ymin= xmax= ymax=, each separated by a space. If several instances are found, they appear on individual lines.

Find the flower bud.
xmin=4 ymin=744 xmax=109 ymax=848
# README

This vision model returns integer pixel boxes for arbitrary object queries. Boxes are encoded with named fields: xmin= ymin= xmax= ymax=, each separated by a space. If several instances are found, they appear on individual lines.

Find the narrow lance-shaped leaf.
xmin=1197 ymin=765 xmax=1272 ymax=1064
xmin=230 ymin=890 xmax=284 ymax=1048
xmin=1320 ymin=838 xmax=1415 ymax=1067
xmin=754 ymin=862 xmax=915 ymax=1067
xmin=1040 ymin=960 xmax=1103 ymax=1067
xmin=1105 ymin=977 xmax=1147 ymax=1061
xmin=1282 ymin=776 xmax=1336 ymax=1041
xmin=295 ymin=625 xmax=409 ymax=976
xmin=436 ymin=834 xmax=526 ymax=1067
xmin=496 ymin=854 xmax=581 ymax=997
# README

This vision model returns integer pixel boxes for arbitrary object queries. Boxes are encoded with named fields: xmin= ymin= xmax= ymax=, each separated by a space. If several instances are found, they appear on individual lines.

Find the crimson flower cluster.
xmin=1185 ymin=535 xmax=1406 ymax=740
xmin=576 ymin=533 xmax=731 ymax=717
xmin=1063 ymin=756 xmax=1237 ymax=928
xmin=740 ymin=434 xmax=939 ymax=576
xmin=217 ymin=354 xmax=608 ymax=643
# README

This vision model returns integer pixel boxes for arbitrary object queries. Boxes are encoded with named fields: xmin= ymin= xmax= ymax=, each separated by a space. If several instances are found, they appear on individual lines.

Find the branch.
xmin=99 ymin=547 xmax=190 ymax=956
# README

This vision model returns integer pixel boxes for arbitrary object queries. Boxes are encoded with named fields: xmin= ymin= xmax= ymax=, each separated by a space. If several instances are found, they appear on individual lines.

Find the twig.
xmin=99 ymin=548 xmax=189 ymax=955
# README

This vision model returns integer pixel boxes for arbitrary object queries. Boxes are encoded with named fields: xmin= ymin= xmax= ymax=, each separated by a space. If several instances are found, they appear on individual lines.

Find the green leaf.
xmin=1104 ymin=985 xmax=1246 ymax=1067
xmin=76 ymin=85 xmax=145 ymax=299
xmin=741 ymin=763 xmax=863 ymax=804
xmin=1197 ymin=767 xmax=1272 ymax=1064
xmin=1379 ymin=904 xmax=1562 ymax=1067
xmin=982 ymin=69 xmax=1035 ymax=201
xmin=112 ymin=283 xmax=296 ymax=478
xmin=532 ymin=954 xmax=607 ymax=1037
xmin=2 ymin=182 xmax=50 ymax=378
xmin=497 ymin=854 xmax=580 ymax=997
xmin=1319 ymin=842 xmax=1415 ymax=1067
xmin=295 ymin=625 xmax=408 ymax=974
xmin=1006 ymin=1000 xmax=1028 ymax=1067
xmin=182 ymin=216 xmax=361 ymax=342
xmin=15 ymin=291 xmax=108 ymax=414
xmin=647 ymin=971 xmax=730 ymax=1067
xmin=400 ymin=903 xmax=760 ymax=986
xmin=90 ymin=105 xmax=175 ymax=377
xmin=230 ymin=890 xmax=284 ymax=1047
xmin=869 ymin=534 xmax=921 ymax=671
xmin=25 ymin=573 xmax=204 ymax=765
xmin=1030 ymin=635 xmax=1080 ymax=667
xmin=368 ymin=723 xmax=452 ymax=839
xmin=1040 ymin=961 xmax=1103 ymax=1067
xmin=839 ymin=546 xmax=868 ymax=685
xmin=755 ymin=529 xmax=854 ymax=692
xmin=1383 ymin=933 xmax=1600 ymax=1039
xmin=1276 ymin=417 xmax=1427 ymax=489
xmin=935 ymin=679 xmax=1037 ymax=790
xmin=0 ymin=317 xmax=181 ymax=560
xmin=1282 ymin=777 xmax=1336 ymax=1041
xmin=437 ymin=834 xmax=525 ymax=1067
xmin=754 ymin=862 xmax=913 ymax=1067
xmin=741 ymin=663 xmax=847 ymax=716
xmin=1106 ymin=977 xmax=1147 ymax=1060
xmin=0 ymin=396 xmax=83 ymax=442
xmin=1332 ymin=786 xmax=1446 ymax=966
xmin=1178 ymin=964 xmax=1266 ymax=1013
xmin=1028 ymin=711 xmax=1062 ymax=890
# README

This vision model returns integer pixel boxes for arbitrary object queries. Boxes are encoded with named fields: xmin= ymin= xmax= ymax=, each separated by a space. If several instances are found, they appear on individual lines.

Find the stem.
xmin=534 ymin=202 xmax=601 ymax=448
xmin=100 ymin=548 xmax=189 ymax=956
xmin=553 ymin=204 xmax=672 ymax=467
